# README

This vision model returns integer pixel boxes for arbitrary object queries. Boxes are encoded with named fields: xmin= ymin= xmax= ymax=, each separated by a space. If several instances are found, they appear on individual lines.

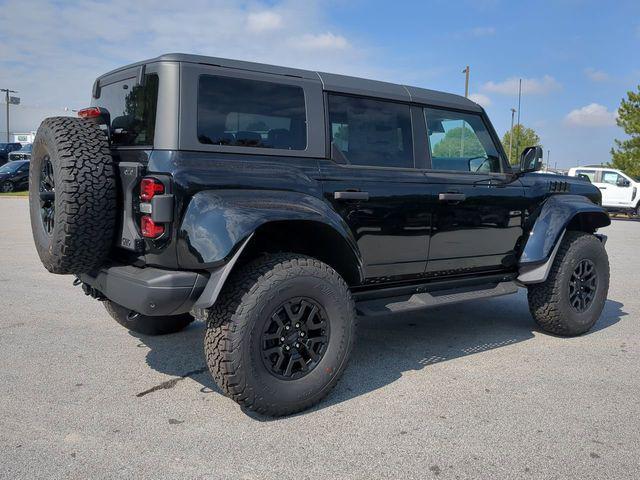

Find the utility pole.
xmin=509 ymin=108 xmax=516 ymax=164
xmin=515 ymin=79 xmax=522 ymax=160
xmin=462 ymin=66 xmax=470 ymax=98
xmin=1 ymin=88 xmax=19 ymax=143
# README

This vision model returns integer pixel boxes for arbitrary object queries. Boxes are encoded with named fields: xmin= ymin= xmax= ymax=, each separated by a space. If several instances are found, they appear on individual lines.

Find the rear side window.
xmin=575 ymin=169 xmax=596 ymax=182
xmin=93 ymin=74 xmax=159 ymax=147
xmin=198 ymin=75 xmax=307 ymax=150
xmin=328 ymin=94 xmax=413 ymax=168
xmin=425 ymin=108 xmax=502 ymax=173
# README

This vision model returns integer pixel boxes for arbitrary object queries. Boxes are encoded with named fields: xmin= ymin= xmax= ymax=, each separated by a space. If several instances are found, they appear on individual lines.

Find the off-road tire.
xmin=527 ymin=231 xmax=609 ymax=336
xmin=104 ymin=301 xmax=195 ymax=336
xmin=203 ymin=253 xmax=357 ymax=416
xmin=29 ymin=117 xmax=116 ymax=274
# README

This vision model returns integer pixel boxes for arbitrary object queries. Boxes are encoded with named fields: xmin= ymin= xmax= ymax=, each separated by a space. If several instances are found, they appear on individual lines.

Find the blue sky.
xmin=1 ymin=0 xmax=638 ymax=168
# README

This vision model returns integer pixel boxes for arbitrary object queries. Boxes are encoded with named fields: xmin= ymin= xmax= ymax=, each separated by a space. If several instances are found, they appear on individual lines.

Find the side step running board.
xmin=356 ymin=281 xmax=519 ymax=316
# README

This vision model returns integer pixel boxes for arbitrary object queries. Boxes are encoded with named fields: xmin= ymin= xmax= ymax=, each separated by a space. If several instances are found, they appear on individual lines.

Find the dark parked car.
xmin=8 ymin=143 xmax=32 ymax=162
xmin=0 ymin=142 xmax=22 ymax=165
xmin=29 ymin=54 xmax=610 ymax=416
xmin=0 ymin=160 xmax=30 ymax=192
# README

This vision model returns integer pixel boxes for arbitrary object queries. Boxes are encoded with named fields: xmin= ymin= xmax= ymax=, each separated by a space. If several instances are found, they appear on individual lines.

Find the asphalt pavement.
xmin=1 ymin=197 xmax=638 ymax=479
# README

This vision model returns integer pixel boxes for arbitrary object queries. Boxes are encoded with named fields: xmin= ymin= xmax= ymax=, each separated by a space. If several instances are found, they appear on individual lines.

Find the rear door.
xmin=319 ymin=94 xmax=431 ymax=282
xmin=422 ymin=107 xmax=526 ymax=276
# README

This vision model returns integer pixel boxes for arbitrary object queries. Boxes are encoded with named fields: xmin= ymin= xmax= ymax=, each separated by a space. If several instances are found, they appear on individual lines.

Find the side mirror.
xmin=617 ymin=177 xmax=631 ymax=187
xmin=519 ymin=146 xmax=544 ymax=173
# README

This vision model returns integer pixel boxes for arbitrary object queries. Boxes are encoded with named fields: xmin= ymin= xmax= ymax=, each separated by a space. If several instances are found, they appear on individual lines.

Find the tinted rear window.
xmin=197 ymin=75 xmax=307 ymax=150
xmin=93 ymin=74 xmax=159 ymax=147
xmin=328 ymin=94 xmax=414 ymax=168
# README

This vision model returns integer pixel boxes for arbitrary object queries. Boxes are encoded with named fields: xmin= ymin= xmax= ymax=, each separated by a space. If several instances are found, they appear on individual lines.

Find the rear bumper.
xmin=79 ymin=264 xmax=208 ymax=316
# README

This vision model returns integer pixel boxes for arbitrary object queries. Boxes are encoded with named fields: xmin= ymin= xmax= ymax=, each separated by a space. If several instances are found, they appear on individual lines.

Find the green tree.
xmin=432 ymin=126 xmax=485 ymax=158
xmin=610 ymin=85 xmax=640 ymax=179
xmin=501 ymin=124 xmax=541 ymax=165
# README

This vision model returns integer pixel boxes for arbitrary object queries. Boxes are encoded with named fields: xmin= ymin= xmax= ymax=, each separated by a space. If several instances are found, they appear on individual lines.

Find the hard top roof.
xmin=99 ymin=53 xmax=482 ymax=112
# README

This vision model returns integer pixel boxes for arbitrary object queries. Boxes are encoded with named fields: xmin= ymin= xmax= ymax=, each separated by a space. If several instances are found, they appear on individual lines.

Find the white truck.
xmin=568 ymin=166 xmax=639 ymax=216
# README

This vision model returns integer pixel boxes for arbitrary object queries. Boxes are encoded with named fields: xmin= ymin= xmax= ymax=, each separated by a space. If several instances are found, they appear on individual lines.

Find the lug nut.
xmin=300 ymin=332 xmax=305 ymax=337
xmin=285 ymin=325 xmax=290 ymax=330
xmin=285 ymin=345 xmax=290 ymax=351
xmin=295 ymin=343 xmax=300 ymax=348
xmin=295 ymin=323 xmax=300 ymax=328
xmin=280 ymin=337 xmax=285 ymax=342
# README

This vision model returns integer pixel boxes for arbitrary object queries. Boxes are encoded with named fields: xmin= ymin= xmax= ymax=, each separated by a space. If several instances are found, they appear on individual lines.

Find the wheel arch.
xmin=238 ymin=219 xmax=363 ymax=286
xmin=181 ymin=190 xmax=364 ymax=310
xmin=517 ymin=195 xmax=610 ymax=284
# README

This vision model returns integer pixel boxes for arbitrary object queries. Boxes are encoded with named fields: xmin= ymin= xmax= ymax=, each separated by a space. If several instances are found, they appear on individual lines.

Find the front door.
xmin=595 ymin=170 xmax=634 ymax=207
xmin=319 ymin=94 xmax=431 ymax=282
xmin=422 ymin=107 xmax=526 ymax=276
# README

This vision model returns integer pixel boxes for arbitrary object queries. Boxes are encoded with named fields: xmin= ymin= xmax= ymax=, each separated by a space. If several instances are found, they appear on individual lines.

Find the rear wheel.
xmin=527 ymin=231 xmax=609 ymax=336
xmin=202 ymin=253 xmax=357 ymax=416
xmin=104 ymin=301 xmax=194 ymax=336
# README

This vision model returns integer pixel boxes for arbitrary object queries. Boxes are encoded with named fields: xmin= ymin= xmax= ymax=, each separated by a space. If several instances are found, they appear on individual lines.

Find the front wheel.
xmin=203 ymin=253 xmax=357 ymax=416
xmin=1 ymin=181 xmax=14 ymax=193
xmin=527 ymin=231 xmax=609 ymax=336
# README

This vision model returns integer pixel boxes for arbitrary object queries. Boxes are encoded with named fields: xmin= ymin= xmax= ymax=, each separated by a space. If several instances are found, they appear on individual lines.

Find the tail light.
xmin=140 ymin=177 xmax=164 ymax=202
xmin=77 ymin=107 xmax=102 ymax=119
xmin=138 ymin=177 xmax=171 ymax=239
xmin=141 ymin=215 xmax=164 ymax=238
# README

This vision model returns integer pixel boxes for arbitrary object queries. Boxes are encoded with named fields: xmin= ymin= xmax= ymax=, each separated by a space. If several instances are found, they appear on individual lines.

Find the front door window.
xmin=424 ymin=108 xmax=503 ymax=173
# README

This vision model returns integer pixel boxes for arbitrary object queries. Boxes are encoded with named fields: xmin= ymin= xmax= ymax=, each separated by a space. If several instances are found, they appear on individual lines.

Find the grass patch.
xmin=0 ymin=191 xmax=28 ymax=197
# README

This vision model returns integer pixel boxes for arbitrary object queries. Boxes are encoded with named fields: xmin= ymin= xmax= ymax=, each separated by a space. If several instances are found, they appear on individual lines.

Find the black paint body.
xmin=93 ymin=54 xmax=609 ymax=295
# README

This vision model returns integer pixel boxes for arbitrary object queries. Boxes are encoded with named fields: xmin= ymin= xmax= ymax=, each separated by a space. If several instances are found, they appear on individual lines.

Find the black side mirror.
xmin=519 ymin=146 xmax=544 ymax=173
xmin=617 ymin=177 xmax=631 ymax=187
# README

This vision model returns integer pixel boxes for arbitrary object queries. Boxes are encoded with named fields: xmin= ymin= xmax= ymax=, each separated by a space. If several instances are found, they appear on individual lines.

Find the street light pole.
xmin=462 ymin=66 xmax=470 ymax=98
xmin=509 ymin=108 xmax=516 ymax=164
xmin=547 ymin=149 xmax=551 ymax=171
xmin=515 ymin=79 xmax=522 ymax=159
xmin=1 ymin=88 xmax=18 ymax=143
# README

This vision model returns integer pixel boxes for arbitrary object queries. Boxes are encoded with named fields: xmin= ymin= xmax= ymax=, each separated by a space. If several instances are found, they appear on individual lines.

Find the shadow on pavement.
xmin=130 ymin=293 xmax=627 ymax=417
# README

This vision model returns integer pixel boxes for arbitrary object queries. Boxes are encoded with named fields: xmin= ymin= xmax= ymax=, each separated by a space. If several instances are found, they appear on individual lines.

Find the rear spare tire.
xmin=29 ymin=117 xmax=117 ymax=274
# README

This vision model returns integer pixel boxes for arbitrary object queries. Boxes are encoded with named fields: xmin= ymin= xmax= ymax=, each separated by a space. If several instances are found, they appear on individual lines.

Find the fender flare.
xmin=179 ymin=190 xmax=364 ymax=308
xmin=517 ymin=195 xmax=610 ymax=284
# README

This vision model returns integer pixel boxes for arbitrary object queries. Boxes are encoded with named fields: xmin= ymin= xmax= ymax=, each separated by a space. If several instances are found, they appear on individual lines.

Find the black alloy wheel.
xmin=261 ymin=297 xmax=330 ymax=380
xmin=568 ymin=259 xmax=598 ymax=313
xmin=39 ymin=155 xmax=55 ymax=235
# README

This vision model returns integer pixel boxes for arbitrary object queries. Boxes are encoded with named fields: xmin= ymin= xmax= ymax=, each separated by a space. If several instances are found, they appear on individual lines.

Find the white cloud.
xmin=565 ymin=103 xmax=618 ymax=127
xmin=295 ymin=32 xmax=350 ymax=50
xmin=585 ymin=68 xmax=609 ymax=82
xmin=482 ymin=75 xmax=562 ymax=95
xmin=470 ymin=26 xmax=496 ymax=37
xmin=0 ymin=0 xmax=365 ymax=125
xmin=468 ymin=93 xmax=492 ymax=107
xmin=247 ymin=11 xmax=283 ymax=32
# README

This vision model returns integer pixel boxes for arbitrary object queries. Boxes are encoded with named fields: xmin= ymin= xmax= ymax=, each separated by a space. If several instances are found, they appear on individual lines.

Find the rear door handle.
xmin=334 ymin=191 xmax=370 ymax=201
xmin=438 ymin=193 xmax=466 ymax=202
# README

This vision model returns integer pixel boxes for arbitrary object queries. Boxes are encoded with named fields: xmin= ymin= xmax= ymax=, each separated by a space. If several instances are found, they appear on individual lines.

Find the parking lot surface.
xmin=1 ymin=197 xmax=638 ymax=479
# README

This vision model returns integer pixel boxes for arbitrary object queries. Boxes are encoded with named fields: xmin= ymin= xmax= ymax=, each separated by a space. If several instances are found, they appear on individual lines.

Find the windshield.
xmin=17 ymin=144 xmax=32 ymax=152
xmin=0 ymin=161 xmax=27 ymax=173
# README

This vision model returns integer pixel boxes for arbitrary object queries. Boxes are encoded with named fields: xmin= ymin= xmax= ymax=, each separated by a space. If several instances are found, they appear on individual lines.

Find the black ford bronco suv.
xmin=29 ymin=54 xmax=610 ymax=416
